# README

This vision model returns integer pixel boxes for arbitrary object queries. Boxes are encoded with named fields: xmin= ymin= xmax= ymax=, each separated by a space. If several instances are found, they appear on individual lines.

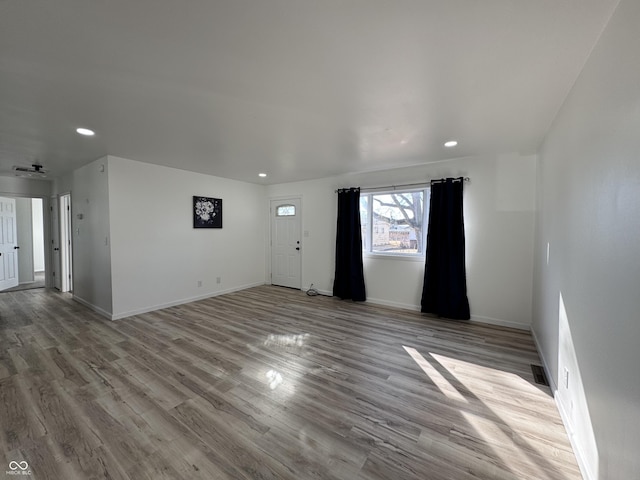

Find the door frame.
xmin=0 ymin=192 xmax=52 ymax=289
xmin=50 ymin=194 xmax=61 ymax=290
xmin=269 ymin=195 xmax=302 ymax=289
xmin=59 ymin=193 xmax=73 ymax=292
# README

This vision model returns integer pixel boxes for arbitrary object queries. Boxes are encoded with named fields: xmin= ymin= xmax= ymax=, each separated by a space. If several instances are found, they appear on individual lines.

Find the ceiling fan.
xmin=12 ymin=163 xmax=48 ymax=177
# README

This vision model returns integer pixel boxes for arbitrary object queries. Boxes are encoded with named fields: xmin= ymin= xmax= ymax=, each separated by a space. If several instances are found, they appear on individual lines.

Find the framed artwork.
xmin=193 ymin=196 xmax=222 ymax=228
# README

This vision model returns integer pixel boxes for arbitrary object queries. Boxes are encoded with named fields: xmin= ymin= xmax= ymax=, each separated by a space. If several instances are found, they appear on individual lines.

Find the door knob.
xmin=13 ymin=246 xmax=19 ymax=249
xmin=54 ymin=248 xmax=59 ymax=251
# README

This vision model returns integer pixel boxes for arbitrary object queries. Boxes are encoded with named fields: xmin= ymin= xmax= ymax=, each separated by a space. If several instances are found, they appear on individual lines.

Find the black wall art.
xmin=193 ymin=196 xmax=222 ymax=228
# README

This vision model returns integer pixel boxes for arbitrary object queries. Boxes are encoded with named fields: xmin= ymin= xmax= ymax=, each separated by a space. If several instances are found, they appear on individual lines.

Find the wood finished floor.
xmin=0 ymin=286 xmax=580 ymax=480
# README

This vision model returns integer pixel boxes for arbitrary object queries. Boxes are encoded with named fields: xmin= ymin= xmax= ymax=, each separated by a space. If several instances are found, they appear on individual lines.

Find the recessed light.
xmin=258 ymin=173 xmax=267 ymax=177
xmin=444 ymin=140 xmax=458 ymax=148
xmin=76 ymin=127 xmax=95 ymax=136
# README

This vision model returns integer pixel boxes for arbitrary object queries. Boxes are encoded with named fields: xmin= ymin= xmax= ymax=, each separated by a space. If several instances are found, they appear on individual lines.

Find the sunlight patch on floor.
xmin=264 ymin=333 xmax=309 ymax=349
xmin=459 ymin=410 xmax=557 ymax=480
xmin=266 ymin=369 xmax=284 ymax=390
xmin=403 ymin=346 xmax=468 ymax=403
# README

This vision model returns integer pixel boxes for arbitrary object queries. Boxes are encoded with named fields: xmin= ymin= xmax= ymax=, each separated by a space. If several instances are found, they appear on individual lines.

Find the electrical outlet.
xmin=564 ymin=367 xmax=569 ymax=389
xmin=197 ymin=280 xmax=202 ymax=287
xmin=216 ymin=277 xmax=221 ymax=284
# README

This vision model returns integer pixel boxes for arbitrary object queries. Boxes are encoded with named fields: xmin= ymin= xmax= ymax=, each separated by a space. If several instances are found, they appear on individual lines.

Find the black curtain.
xmin=333 ymin=188 xmax=366 ymax=301
xmin=421 ymin=177 xmax=470 ymax=319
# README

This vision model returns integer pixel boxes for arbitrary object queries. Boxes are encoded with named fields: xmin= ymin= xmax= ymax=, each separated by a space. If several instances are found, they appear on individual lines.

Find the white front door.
xmin=0 ymin=197 xmax=19 ymax=291
xmin=270 ymin=198 xmax=301 ymax=289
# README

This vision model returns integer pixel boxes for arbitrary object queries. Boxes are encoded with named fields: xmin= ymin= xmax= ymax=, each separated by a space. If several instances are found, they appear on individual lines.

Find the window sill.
xmin=363 ymin=253 xmax=425 ymax=262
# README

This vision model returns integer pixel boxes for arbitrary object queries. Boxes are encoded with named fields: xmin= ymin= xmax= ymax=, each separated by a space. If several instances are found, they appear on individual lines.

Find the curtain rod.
xmin=335 ymin=177 xmax=470 ymax=193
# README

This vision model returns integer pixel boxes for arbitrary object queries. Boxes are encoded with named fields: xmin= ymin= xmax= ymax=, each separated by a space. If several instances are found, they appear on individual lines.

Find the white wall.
xmin=0 ymin=176 xmax=51 ymax=198
xmin=532 ymin=0 xmax=640 ymax=478
xmin=71 ymin=157 xmax=113 ymax=316
xmin=52 ymin=173 xmax=73 ymax=197
xmin=15 ymin=197 xmax=34 ymax=283
xmin=32 ymin=198 xmax=45 ymax=271
xmin=267 ymin=153 xmax=536 ymax=329
xmin=107 ymin=156 xmax=266 ymax=319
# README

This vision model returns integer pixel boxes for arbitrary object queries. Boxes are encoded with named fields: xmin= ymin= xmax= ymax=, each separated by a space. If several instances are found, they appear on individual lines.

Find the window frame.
xmin=360 ymin=187 xmax=430 ymax=260
xmin=275 ymin=204 xmax=296 ymax=217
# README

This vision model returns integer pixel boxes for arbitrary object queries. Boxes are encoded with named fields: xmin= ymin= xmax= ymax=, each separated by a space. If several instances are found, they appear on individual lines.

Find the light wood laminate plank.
xmin=1 ymin=286 xmax=580 ymax=479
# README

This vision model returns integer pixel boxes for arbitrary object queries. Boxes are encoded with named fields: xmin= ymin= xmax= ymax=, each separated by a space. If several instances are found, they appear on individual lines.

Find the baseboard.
xmin=530 ymin=327 xmax=592 ymax=480
xmin=72 ymin=295 xmax=113 ymax=320
xmin=365 ymin=296 xmax=421 ymax=312
xmin=363 ymin=297 xmax=530 ymax=330
xmin=469 ymin=314 xmax=530 ymax=331
xmin=110 ymin=281 xmax=266 ymax=320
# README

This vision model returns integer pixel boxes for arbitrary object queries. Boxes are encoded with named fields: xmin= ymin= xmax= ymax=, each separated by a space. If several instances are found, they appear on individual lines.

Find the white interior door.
xmin=270 ymin=198 xmax=301 ymax=289
xmin=16 ymin=198 xmax=34 ymax=284
xmin=50 ymin=195 xmax=61 ymax=290
xmin=60 ymin=194 xmax=73 ymax=292
xmin=0 ymin=197 xmax=19 ymax=291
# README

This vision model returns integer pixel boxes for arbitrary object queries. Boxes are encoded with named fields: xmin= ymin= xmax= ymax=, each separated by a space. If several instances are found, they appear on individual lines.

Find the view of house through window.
xmin=360 ymin=189 xmax=429 ymax=255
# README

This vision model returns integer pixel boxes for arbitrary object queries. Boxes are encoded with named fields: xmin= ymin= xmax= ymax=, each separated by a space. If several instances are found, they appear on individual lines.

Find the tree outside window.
xmin=360 ymin=189 xmax=429 ymax=256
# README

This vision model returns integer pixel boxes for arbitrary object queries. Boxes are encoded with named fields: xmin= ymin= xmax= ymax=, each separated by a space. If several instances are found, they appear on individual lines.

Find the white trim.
xmin=531 ymin=327 xmax=592 ymax=480
xmin=109 ymin=281 xmax=266 ymax=320
xmin=365 ymin=296 xmax=421 ymax=311
xmin=363 ymin=252 xmax=425 ymax=262
xmin=73 ymin=295 xmax=112 ymax=320
xmin=0 ymin=192 xmax=53 ymax=289
xmin=469 ymin=314 xmax=530 ymax=331
xmin=363 ymin=297 xmax=531 ymax=330
xmin=360 ymin=188 xmax=429 ymax=259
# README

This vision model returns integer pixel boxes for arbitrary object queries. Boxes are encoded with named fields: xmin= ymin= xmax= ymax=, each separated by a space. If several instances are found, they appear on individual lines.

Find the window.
xmin=360 ymin=189 xmax=429 ymax=256
xmin=276 ymin=204 xmax=296 ymax=216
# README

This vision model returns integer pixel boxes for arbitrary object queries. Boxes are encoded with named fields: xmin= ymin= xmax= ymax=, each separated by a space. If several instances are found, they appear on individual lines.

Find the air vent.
xmin=531 ymin=364 xmax=549 ymax=386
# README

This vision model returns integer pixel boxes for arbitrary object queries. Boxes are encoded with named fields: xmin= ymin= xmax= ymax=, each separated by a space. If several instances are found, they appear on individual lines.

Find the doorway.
xmin=270 ymin=197 xmax=302 ymax=289
xmin=0 ymin=196 xmax=46 ymax=292
xmin=50 ymin=193 xmax=73 ymax=292
xmin=59 ymin=194 xmax=73 ymax=292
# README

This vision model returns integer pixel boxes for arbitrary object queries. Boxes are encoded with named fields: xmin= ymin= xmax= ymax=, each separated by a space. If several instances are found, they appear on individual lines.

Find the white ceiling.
xmin=0 ymin=0 xmax=619 ymax=185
